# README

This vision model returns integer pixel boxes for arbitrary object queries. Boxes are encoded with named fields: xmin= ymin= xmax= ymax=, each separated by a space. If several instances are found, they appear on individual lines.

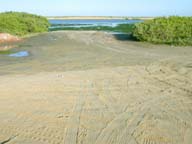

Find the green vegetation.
xmin=133 ymin=16 xmax=192 ymax=45
xmin=49 ymin=24 xmax=134 ymax=33
xmin=0 ymin=12 xmax=50 ymax=36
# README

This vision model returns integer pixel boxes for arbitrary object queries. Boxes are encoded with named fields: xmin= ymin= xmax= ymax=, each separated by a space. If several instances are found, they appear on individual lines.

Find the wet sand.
xmin=0 ymin=31 xmax=192 ymax=144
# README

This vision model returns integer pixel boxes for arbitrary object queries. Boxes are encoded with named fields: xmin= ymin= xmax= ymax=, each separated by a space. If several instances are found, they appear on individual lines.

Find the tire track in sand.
xmin=63 ymin=80 xmax=87 ymax=144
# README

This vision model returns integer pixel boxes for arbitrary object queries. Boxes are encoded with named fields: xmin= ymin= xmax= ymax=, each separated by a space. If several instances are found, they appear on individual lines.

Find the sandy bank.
xmin=0 ymin=31 xmax=192 ymax=144
xmin=47 ymin=16 xmax=154 ymax=20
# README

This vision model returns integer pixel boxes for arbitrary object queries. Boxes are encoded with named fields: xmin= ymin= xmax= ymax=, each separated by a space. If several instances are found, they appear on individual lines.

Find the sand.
xmin=0 ymin=31 xmax=192 ymax=144
xmin=47 ymin=16 xmax=154 ymax=20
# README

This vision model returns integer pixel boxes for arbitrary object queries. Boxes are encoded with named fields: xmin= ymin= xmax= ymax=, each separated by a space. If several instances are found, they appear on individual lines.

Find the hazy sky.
xmin=0 ymin=0 xmax=191 ymax=16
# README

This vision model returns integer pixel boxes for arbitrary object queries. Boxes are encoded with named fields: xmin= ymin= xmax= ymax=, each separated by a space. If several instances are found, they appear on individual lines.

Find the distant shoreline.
xmin=47 ymin=16 xmax=154 ymax=20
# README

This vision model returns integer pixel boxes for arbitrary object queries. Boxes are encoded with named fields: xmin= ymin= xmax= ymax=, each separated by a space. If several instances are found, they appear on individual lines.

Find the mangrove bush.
xmin=133 ymin=16 xmax=192 ymax=45
xmin=0 ymin=12 xmax=50 ymax=36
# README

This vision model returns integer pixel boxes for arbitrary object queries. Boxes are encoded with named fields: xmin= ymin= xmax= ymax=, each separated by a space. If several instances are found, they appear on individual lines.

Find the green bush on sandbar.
xmin=133 ymin=16 xmax=192 ymax=45
xmin=0 ymin=12 xmax=50 ymax=36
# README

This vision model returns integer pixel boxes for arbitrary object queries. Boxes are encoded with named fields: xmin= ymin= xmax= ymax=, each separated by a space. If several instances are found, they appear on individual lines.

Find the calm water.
xmin=9 ymin=51 xmax=29 ymax=57
xmin=49 ymin=19 xmax=142 ymax=28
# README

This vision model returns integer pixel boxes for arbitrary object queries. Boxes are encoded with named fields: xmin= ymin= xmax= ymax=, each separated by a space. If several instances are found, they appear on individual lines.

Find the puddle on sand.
xmin=9 ymin=51 xmax=29 ymax=57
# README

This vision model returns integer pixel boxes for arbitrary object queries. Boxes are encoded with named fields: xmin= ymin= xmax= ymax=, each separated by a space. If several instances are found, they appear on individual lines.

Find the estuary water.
xmin=49 ymin=19 xmax=142 ymax=28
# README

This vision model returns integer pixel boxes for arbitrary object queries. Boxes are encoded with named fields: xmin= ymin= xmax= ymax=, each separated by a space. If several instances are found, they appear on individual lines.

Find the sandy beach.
xmin=0 ymin=31 xmax=192 ymax=144
xmin=47 ymin=16 xmax=154 ymax=20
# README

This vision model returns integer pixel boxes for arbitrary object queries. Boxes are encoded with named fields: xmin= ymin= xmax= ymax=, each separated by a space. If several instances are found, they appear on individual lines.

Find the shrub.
xmin=133 ymin=16 xmax=192 ymax=45
xmin=0 ymin=12 xmax=50 ymax=36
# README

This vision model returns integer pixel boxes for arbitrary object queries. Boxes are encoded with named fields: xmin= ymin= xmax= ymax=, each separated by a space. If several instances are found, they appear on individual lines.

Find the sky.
xmin=0 ymin=0 xmax=191 ymax=17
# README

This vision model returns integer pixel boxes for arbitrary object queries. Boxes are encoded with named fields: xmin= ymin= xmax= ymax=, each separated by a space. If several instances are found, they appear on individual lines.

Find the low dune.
xmin=0 ymin=33 xmax=21 ymax=51
xmin=0 ymin=33 xmax=21 ymax=43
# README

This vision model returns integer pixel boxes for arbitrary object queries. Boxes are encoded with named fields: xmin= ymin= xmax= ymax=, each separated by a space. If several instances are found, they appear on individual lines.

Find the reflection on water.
xmin=9 ymin=51 xmax=29 ymax=57
xmin=106 ymin=31 xmax=126 ymax=35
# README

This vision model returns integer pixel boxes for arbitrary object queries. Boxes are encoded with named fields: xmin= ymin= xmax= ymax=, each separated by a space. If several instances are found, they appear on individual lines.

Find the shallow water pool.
xmin=9 ymin=51 xmax=29 ymax=57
